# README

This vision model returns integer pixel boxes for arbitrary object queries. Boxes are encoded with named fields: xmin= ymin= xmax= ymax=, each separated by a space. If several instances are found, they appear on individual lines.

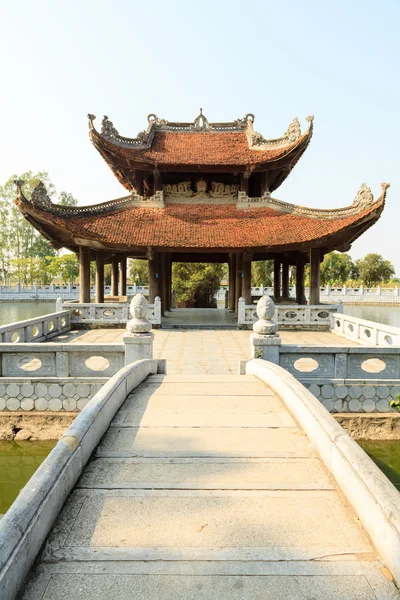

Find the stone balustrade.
xmin=0 ymin=343 xmax=124 ymax=379
xmin=238 ymin=298 xmax=338 ymax=330
xmin=0 ymin=311 xmax=71 ymax=343
xmin=62 ymin=296 xmax=161 ymax=326
xmin=0 ymin=284 xmax=149 ymax=300
xmin=330 ymin=312 xmax=400 ymax=346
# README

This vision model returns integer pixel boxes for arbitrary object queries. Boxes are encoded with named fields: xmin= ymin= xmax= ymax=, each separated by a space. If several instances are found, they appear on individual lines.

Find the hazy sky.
xmin=1 ymin=0 xmax=399 ymax=270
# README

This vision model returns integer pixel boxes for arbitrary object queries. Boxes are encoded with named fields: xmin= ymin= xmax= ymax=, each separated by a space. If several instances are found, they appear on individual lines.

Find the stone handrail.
xmin=0 ymin=284 xmax=149 ymax=300
xmin=278 ymin=345 xmax=400 ymax=380
xmin=330 ymin=312 xmax=400 ymax=346
xmin=0 ymin=343 xmax=124 ymax=378
xmin=0 ymin=358 xmax=162 ymax=600
xmin=0 ymin=311 xmax=71 ymax=343
xmin=247 ymin=358 xmax=400 ymax=584
xmin=238 ymin=299 xmax=337 ymax=329
xmin=63 ymin=297 xmax=161 ymax=326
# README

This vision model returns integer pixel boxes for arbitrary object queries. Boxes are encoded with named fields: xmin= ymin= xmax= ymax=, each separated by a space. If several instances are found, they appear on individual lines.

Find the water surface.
xmin=0 ymin=301 xmax=56 ymax=326
xmin=344 ymin=305 xmax=400 ymax=328
xmin=358 ymin=440 xmax=400 ymax=490
xmin=0 ymin=440 xmax=56 ymax=515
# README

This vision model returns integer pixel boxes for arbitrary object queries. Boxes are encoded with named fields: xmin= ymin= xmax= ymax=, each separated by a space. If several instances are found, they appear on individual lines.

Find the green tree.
xmin=129 ymin=259 xmax=149 ymax=285
xmin=251 ymin=260 xmax=273 ymax=286
xmin=58 ymin=191 xmax=78 ymax=206
xmin=0 ymin=172 xmax=79 ymax=284
xmin=320 ymin=252 xmax=354 ymax=286
xmin=355 ymin=254 xmax=395 ymax=287
xmin=49 ymin=254 xmax=79 ymax=284
xmin=172 ymin=263 xmax=226 ymax=307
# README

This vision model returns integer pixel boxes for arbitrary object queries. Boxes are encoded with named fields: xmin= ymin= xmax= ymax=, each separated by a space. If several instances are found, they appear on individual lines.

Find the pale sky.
xmin=0 ymin=0 xmax=399 ymax=270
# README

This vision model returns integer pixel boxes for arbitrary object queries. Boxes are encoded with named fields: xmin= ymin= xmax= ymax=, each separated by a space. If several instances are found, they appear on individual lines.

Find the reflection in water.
xmin=358 ymin=440 xmax=400 ymax=490
xmin=0 ymin=441 xmax=56 ymax=515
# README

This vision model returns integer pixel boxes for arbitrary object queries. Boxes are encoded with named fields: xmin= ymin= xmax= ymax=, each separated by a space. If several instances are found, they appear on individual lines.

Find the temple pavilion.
xmin=15 ymin=110 xmax=388 ymax=314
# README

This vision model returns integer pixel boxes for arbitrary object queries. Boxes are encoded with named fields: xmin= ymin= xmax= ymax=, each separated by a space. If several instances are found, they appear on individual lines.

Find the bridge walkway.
xmin=22 ymin=374 xmax=398 ymax=599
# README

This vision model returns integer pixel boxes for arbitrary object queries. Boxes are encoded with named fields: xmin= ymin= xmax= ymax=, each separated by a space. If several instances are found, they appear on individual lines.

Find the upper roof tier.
xmin=88 ymin=110 xmax=314 ymax=192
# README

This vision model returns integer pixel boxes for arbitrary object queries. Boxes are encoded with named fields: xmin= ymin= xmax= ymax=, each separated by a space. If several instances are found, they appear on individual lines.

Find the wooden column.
xmin=119 ymin=257 xmax=127 ymax=297
xmin=153 ymin=168 xmax=161 ymax=192
xmin=168 ymin=256 xmax=173 ymax=310
xmin=282 ymin=260 xmax=290 ymax=299
xmin=242 ymin=252 xmax=252 ymax=304
xmin=295 ymin=258 xmax=307 ymax=305
xmin=160 ymin=252 xmax=168 ymax=315
xmin=309 ymin=248 xmax=321 ymax=305
xmin=79 ymin=246 xmax=91 ymax=303
xmin=234 ymin=252 xmax=243 ymax=316
xmin=111 ymin=256 xmax=119 ymax=297
xmin=240 ymin=171 xmax=250 ymax=194
xmin=228 ymin=253 xmax=236 ymax=311
xmin=95 ymin=253 xmax=104 ymax=303
xmin=273 ymin=259 xmax=281 ymax=301
xmin=148 ymin=249 xmax=160 ymax=303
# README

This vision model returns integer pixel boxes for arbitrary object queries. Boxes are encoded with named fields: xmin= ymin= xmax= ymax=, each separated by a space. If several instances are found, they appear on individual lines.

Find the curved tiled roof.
xmin=15 ymin=183 xmax=388 ymax=252
xmin=88 ymin=112 xmax=314 ymax=192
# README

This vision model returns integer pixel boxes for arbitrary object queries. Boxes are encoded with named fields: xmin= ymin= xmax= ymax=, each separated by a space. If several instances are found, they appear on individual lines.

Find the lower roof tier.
xmin=15 ymin=182 xmax=389 ymax=255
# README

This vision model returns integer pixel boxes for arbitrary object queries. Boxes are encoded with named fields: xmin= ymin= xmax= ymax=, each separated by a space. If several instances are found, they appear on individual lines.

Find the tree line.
xmin=0 ymin=172 xmax=78 ymax=285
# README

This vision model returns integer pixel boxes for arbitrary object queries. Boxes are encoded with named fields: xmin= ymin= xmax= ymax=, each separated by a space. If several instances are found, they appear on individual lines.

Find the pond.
xmin=0 ymin=440 xmax=56 ymax=516
xmin=343 ymin=305 xmax=400 ymax=328
xmin=358 ymin=440 xmax=400 ymax=490
xmin=0 ymin=301 xmax=56 ymax=326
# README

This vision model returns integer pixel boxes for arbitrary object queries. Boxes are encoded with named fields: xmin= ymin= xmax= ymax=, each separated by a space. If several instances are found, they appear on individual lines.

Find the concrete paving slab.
xmin=23 ymin=572 xmax=384 ymax=600
xmin=113 ymin=409 xmax=296 ymax=428
xmin=98 ymin=426 xmax=313 ymax=457
xmin=52 ymin=489 xmax=371 ymax=553
xmin=78 ymin=458 xmax=334 ymax=490
xmin=122 ymin=393 xmax=283 ymax=413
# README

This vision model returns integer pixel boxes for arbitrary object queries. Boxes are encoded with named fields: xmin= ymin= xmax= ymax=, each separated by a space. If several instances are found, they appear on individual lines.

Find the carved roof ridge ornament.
xmin=248 ymin=115 xmax=314 ymax=149
xmin=237 ymin=181 xmax=388 ymax=219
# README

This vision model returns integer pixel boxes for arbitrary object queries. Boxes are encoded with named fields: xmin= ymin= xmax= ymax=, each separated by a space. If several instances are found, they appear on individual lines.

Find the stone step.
xmin=148 ymin=374 xmax=253 ymax=383
xmin=112 ymin=409 xmax=296 ymax=428
xmin=21 ymin=561 xmax=400 ymax=600
xmin=43 ymin=489 xmax=372 ymax=561
xmin=97 ymin=426 xmax=313 ymax=458
xmin=78 ymin=457 xmax=334 ymax=490
xmin=121 ymin=394 xmax=283 ymax=413
xmin=138 ymin=381 xmax=271 ymax=396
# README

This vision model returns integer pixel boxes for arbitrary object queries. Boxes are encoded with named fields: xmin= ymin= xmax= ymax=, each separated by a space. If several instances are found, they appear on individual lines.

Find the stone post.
xmin=56 ymin=297 xmax=63 ymax=312
xmin=250 ymin=296 xmax=281 ymax=364
xmin=123 ymin=294 xmax=154 ymax=365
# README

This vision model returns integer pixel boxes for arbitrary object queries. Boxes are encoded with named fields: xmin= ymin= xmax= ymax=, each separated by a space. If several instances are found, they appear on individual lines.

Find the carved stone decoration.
xmin=56 ymin=351 xmax=69 ymax=377
xmin=101 ymin=115 xmax=120 ymax=138
xmin=163 ymin=181 xmax=193 ymax=197
xmin=285 ymin=117 xmax=301 ymax=142
xmin=352 ymin=183 xmax=374 ymax=209
xmin=253 ymin=296 xmax=278 ymax=335
xmin=126 ymin=294 xmax=152 ymax=333
xmin=30 ymin=182 xmax=53 ymax=208
xmin=209 ymin=182 xmax=239 ymax=198
xmin=193 ymin=108 xmax=210 ymax=130
xmin=163 ymin=181 xmax=239 ymax=199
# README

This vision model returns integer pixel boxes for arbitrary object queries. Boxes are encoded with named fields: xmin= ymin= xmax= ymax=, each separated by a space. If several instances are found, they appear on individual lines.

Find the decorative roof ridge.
xmin=237 ymin=183 xmax=389 ymax=219
xmin=88 ymin=110 xmax=313 ymax=151
xmin=14 ymin=181 xmax=164 ymax=216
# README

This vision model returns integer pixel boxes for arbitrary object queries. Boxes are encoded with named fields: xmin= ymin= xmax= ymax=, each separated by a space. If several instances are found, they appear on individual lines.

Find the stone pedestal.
xmin=124 ymin=293 xmax=154 ymax=365
xmin=250 ymin=295 xmax=281 ymax=365
xmin=250 ymin=333 xmax=281 ymax=364
xmin=124 ymin=332 xmax=154 ymax=365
